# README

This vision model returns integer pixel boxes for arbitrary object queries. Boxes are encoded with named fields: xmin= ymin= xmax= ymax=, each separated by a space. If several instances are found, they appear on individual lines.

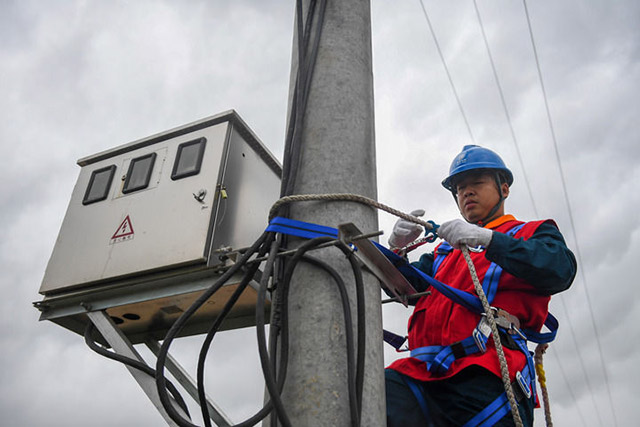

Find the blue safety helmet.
xmin=442 ymin=145 xmax=513 ymax=192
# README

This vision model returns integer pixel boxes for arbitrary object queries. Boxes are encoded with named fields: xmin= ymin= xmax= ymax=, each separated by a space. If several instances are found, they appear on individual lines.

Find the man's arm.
xmin=410 ymin=252 xmax=435 ymax=293
xmin=486 ymin=222 xmax=576 ymax=294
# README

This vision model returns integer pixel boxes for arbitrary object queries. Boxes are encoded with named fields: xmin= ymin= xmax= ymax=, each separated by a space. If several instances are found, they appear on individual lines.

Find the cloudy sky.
xmin=2 ymin=0 xmax=638 ymax=426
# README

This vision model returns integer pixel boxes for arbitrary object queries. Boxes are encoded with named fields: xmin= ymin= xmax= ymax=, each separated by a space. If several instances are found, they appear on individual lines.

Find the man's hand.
xmin=388 ymin=209 xmax=425 ymax=248
xmin=438 ymin=219 xmax=493 ymax=249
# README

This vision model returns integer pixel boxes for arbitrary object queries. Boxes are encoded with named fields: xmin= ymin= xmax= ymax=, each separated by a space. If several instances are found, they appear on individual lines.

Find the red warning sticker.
xmin=110 ymin=215 xmax=135 ymax=244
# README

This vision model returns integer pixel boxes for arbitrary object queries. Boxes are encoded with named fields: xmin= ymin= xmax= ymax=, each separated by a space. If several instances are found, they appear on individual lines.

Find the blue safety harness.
xmin=376 ymin=223 xmax=559 ymax=426
xmin=265 ymin=217 xmax=559 ymax=426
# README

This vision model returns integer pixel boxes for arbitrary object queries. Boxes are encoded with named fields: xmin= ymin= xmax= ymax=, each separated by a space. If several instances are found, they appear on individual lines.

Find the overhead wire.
xmin=415 ymin=1 xmax=609 ymax=424
xmin=472 ymin=1 xmax=602 ymax=424
xmin=417 ymin=0 xmax=476 ymax=144
xmin=549 ymin=346 xmax=589 ymax=426
xmin=522 ymin=1 xmax=618 ymax=425
xmin=555 ymin=296 xmax=605 ymax=426
xmin=471 ymin=0 xmax=539 ymax=218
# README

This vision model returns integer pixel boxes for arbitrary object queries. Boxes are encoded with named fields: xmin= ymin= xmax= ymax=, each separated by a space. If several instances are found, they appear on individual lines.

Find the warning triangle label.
xmin=110 ymin=215 xmax=135 ymax=244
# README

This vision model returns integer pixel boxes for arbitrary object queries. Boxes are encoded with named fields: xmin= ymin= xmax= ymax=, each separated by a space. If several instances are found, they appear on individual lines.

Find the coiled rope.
xmin=270 ymin=193 xmax=528 ymax=426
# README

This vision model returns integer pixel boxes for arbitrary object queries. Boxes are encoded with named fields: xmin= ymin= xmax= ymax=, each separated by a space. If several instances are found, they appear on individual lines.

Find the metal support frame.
xmin=87 ymin=310 xmax=232 ymax=427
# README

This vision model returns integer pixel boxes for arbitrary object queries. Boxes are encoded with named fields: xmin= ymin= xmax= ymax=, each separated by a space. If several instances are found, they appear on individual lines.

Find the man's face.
xmin=454 ymin=172 xmax=508 ymax=224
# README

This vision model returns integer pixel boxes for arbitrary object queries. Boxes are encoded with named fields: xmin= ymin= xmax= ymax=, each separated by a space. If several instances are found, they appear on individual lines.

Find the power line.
xmin=556 ymin=295 xmax=605 ymax=426
xmin=418 ymin=0 xmax=475 ymax=144
xmin=473 ymin=3 xmax=603 ymax=423
xmin=522 ymin=1 xmax=618 ymax=425
xmin=471 ymin=0 xmax=538 ymax=218
xmin=472 ymin=1 xmax=605 ymax=424
xmin=415 ymin=1 xmax=613 ymax=424
xmin=549 ymin=345 xmax=589 ymax=426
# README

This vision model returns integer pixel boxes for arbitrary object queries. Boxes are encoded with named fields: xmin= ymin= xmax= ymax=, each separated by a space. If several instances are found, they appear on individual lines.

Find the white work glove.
xmin=437 ymin=219 xmax=493 ymax=250
xmin=388 ymin=209 xmax=425 ymax=248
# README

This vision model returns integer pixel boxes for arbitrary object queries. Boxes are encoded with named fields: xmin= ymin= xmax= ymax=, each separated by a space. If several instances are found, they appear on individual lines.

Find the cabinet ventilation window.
xmin=83 ymin=165 xmax=116 ymax=205
xmin=123 ymin=152 xmax=157 ymax=194
xmin=171 ymin=137 xmax=207 ymax=180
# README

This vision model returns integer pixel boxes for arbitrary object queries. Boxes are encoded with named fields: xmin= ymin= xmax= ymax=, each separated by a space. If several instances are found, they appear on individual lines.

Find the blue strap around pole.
xmin=266 ymin=216 xmax=338 ymax=239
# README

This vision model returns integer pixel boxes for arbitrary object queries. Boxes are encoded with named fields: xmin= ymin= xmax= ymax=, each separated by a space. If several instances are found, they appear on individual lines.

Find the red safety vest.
xmin=388 ymin=216 xmax=553 ymax=382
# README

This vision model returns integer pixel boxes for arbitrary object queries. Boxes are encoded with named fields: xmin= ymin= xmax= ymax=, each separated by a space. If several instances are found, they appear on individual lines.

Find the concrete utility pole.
xmin=280 ymin=1 xmax=385 ymax=425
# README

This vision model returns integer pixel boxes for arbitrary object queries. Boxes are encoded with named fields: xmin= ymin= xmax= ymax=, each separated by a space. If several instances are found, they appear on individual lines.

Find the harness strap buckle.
xmin=473 ymin=317 xmax=491 ymax=353
xmin=488 ymin=307 xmax=521 ymax=331
xmin=512 ymin=326 xmax=528 ymax=342
xmin=516 ymin=371 xmax=532 ymax=399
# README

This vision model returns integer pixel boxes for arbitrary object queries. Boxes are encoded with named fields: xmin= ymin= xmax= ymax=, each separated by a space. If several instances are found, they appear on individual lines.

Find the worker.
xmin=384 ymin=145 xmax=576 ymax=426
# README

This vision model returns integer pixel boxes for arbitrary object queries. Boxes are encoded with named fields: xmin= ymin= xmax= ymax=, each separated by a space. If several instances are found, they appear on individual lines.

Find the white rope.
xmin=269 ymin=193 xmax=435 ymax=230
xmin=461 ymin=247 xmax=524 ymax=427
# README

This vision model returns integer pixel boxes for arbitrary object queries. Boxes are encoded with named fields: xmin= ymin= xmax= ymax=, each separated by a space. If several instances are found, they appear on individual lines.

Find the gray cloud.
xmin=1 ymin=1 xmax=637 ymax=426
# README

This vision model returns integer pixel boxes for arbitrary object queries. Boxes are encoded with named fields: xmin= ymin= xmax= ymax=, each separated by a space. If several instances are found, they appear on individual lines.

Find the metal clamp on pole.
xmin=338 ymin=223 xmax=417 ymax=307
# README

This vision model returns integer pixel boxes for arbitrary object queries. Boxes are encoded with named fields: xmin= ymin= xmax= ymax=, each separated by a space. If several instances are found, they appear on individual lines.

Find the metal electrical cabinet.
xmin=35 ymin=111 xmax=281 ymax=343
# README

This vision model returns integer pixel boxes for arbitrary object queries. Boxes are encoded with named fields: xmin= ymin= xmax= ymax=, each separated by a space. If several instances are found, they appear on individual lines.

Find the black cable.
xmin=265 ymin=1 xmax=332 ymax=421
xmin=283 ymin=0 xmax=322 ymax=200
xmin=300 ymin=0 xmax=327 ymax=117
xmin=150 ymin=231 xmax=366 ymax=427
xmin=155 ymin=232 xmax=269 ymax=427
xmin=267 ymin=245 xmax=287 ymax=427
xmin=279 ymin=0 xmax=317 ymax=203
xmin=256 ymin=239 xmax=292 ymax=427
xmin=197 ymin=235 xmax=272 ymax=427
xmin=299 ymin=254 xmax=360 ymax=427
xmin=197 ymin=236 xmax=283 ymax=427
xmin=333 ymin=241 xmax=366 ymax=418
xmin=261 ymin=236 xmax=361 ymax=426
xmin=212 ymin=236 xmax=284 ymax=427
xmin=83 ymin=322 xmax=190 ymax=418
xmin=256 ymin=237 xmax=350 ymax=427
